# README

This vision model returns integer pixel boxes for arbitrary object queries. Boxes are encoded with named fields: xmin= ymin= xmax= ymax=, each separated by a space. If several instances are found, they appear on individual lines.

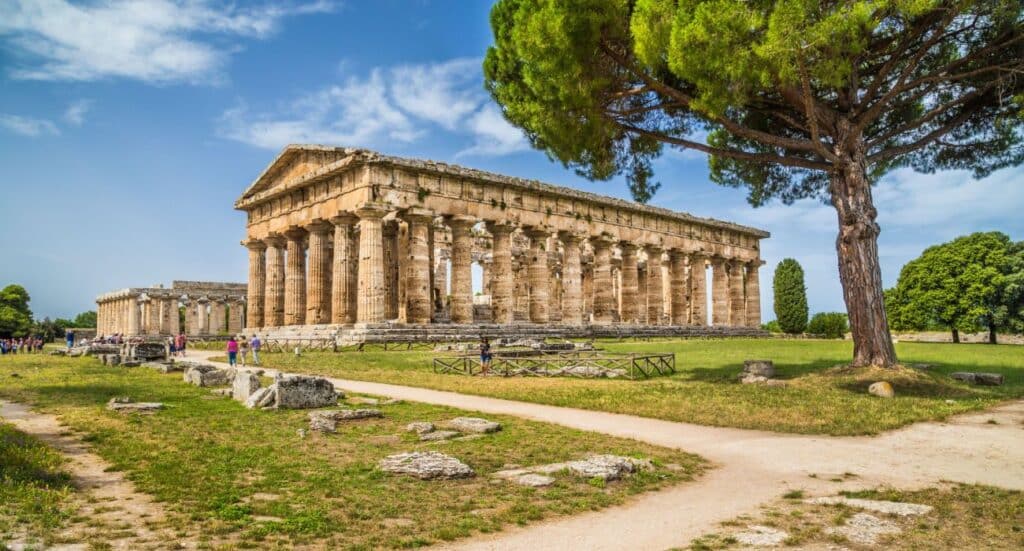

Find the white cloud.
xmin=63 ymin=99 xmax=92 ymax=126
xmin=219 ymin=58 xmax=530 ymax=158
xmin=0 ymin=0 xmax=337 ymax=84
xmin=0 ymin=113 xmax=60 ymax=136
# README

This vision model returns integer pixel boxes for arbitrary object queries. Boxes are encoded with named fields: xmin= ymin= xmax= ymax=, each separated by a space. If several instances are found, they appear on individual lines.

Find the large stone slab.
xmin=233 ymin=373 xmax=261 ymax=402
xmin=245 ymin=386 xmax=275 ymax=409
xmin=742 ymin=360 xmax=775 ymax=378
xmin=106 ymin=397 xmax=163 ymax=414
xmin=379 ymin=451 xmax=474 ymax=480
xmin=183 ymin=365 xmax=235 ymax=387
xmin=564 ymin=455 xmax=651 ymax=481
xmin=309 ymin=409 xmax=384 ymax=433
xmin=443 ymin=417 xmax=502 ymax=434
xmin=951 ymin=372 xmax=1004 ymax=386
xmin=805 ymin=496 xmax=933 ymax=516
xmin=274 ymin=374 xmax=339 ymax=409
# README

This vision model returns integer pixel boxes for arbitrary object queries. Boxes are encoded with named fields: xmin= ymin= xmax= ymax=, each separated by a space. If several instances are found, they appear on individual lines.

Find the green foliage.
xmin=807 ymin=312 xmax=849 ymax=339
xmin=773 ymin=259 xmax=808 ymax=334
xmin=886 ymin=232 xmax=1024 ymax=339
xmin=761 ymin=319 xmax=782 ymax=333
xmin=72 ymin=311 xmax=97 ymax=328
xmin=0 ymin=284 xmax=33 ymax=337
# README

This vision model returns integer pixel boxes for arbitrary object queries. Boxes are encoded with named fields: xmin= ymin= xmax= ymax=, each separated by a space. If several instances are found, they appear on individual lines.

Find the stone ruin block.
xmin=378 ymin=451 xmax=474 ymax=480
xmin=443 ymin=417 xmax=502 ymax=434
xmin=144 ymin=361 xmax=181 ymax=373
xmin=106 ymin=397 xmax=164 ymax=414
xmin=245 ymin=386 xmax=276 ymax=409
xmin=183 ymin=365 xmax=236 ymax=387
xmin=308 ymin=409 xmax=383 ymax=433
xmin=233 ymin=372 xmax=261 ymax=402
xmin=743 ymin=360 xmax=775 ymax=378
xmin=951 ymin=372 xmax=1004 ymax=386
xmin=131 ymin=342 xmax=167 ymax=361
xmin=274 ymin=375 xmax=339 ymax=409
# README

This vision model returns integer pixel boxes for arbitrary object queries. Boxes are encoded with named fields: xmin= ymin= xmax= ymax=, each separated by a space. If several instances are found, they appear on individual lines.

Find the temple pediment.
xmin=237 ymin=144 xmax=355 ymax=204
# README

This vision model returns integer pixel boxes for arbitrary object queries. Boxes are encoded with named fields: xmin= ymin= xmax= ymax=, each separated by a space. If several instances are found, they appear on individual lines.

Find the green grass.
xmin=240 ymin=338 xmax=1024 ymax=436
xmin=0 ymin=354 xmax=703 ymax=548
xmin=0 ymin=420 xmax=76 ymax=548
xmin=688 ymin=483 xmax=1024 ymax=549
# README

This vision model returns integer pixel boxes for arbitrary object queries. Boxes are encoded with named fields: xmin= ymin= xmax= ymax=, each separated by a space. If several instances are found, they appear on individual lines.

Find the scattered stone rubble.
xmin=739 ymin=359 xmax=787 ymax=386
xmin=493 ymin=454 xmax=652 ymax=486
xmin=106 ymin=397 xmax=164 ymax=414
xmin=951 ymin=372 xmax=1004 ymax=386
xmin=405 ymin=422 xmax=435 ymax=434
xmin=868 ymin=381 xmax=895 ymax=398
xmin=379 ymin=451 xmax=474 ymax=480
xmin=419 ymin=430 xmax=461 ymax=442
xmin=308 ymin=409 xmax=383 ymax=433
xmin=243 ymin=374 xmax=340 ymax=410
xmin=183 ymin=365 xmax=235 ymax=387
xmin=826 ymin=512 xmax=901 ymax=545
xmin=804 ymin=496 xmax=933 ymax=516
xmin=733 ymin=525 xmax=789 ymax=546
xmin=443 ymin=417 xmax=502 ymax=434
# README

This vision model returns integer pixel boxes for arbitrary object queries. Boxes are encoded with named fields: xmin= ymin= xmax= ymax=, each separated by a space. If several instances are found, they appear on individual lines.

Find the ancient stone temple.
xmin=96 ymin=281 xmax=246 ymax=337
xmin=235 ymin=146 xmax=768 ymax=340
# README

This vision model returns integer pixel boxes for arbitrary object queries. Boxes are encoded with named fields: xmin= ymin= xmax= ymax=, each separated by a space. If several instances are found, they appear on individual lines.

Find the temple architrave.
xmin=96 ymin=281 xmax=247 ymax=337
xmin=235 ymin=145 xmax=769 ymax=339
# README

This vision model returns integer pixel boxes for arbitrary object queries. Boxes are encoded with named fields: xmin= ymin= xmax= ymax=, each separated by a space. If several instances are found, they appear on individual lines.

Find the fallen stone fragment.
xmin=233 ymin=372 xmax=261 ymax=402
xmin=121 ymin=360 xmax=142 ymax=368
xmin=868 ymin=381 xmax=895 ymax=398
xmin=379 ymin=451 xmax=474 ymax=480
xmin=734 ymin=525 xmax=788 ymax=546
xmin=184 ymin=365 xmax=235 ymax=387
xmin=143 ymin=361 xmax=180 ymax=373
xmin=740 ymin=374 xmax=768 ymax=384
xmin=210 ymin=388 xmax=232 ymax=397
xmin=274 ymin=374 xmax=339 ymax=409
xmin=245 ymin=386 xmax=275 ymax=409
xmin=826 ymin=512 xmax=901 ymax=545
xmin=743 ymin=359 xmax=775 ymax=378
xmin=106 ymin=397 xmax=164 ymax=414
xmin=492 ymin=468 xmax=532 ymax=479
xmin=419 ymin=430 xmax=460 ymax=442
xmin=564 ymin=455 xmax=650 ymax=481
xmin=308 ymin=409 xmax=384 ymax=433
xmin=444 ymin=417 xmax=502 ymax=434
xmin=513 ymin=474 xmax=555 ymax=488
xmin=951 ymin=372 xmax=1004 ymax=386
xmin=805 ymin=496 xmax=933 ymax=516
xmin=405 ymin=421 xmax=435 ymax=434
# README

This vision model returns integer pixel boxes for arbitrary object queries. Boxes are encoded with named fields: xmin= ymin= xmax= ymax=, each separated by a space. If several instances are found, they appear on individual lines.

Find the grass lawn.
xmin=0 ymin=354 xmax=703 ymax=549
xmin=240 ymin=338 xmax=1024 ymax=436
xmin=0 ymin=420 xmax=75 ymax=548
xmin=688 ymin=483 xmax=1024 ymax=549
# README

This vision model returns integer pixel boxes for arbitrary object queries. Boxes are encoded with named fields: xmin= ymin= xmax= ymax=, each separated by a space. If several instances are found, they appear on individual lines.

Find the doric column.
xmin=728 ymin=259 xmax=746 ymax=326
xmin=669 ymin=249 xmax=689 ymax=325
xmin=404 ymin=208 xmax=434 ymax=324
xmin=126 ymin=296 xmax=140 ymax=336
xmin=284 ymin=228 xmax=307 ymax=326
xmin=559 ymin=232 xmax=583 ymax=325
xmin=183 ymin=300 xmax=196 ymax=335
xmin=331 ymin=213 xmax=358 ymax=324
xmin=487 ymin=222 xmax=516 ymax=324
xmin=263 ymin=235 xmax=286 ymax=327
xmin=590 ymin=235 xmax=615 ymax=324
xmin=356 ymin=203 xmax=389 ymax=323
xmin=448 ymin=215 xmax=476 ymax=324
xmin=711 ymin=256 xmax=730 ymax=326
xmin=383 ymin=220 xmax=400 ymax=320
xmin=513 ymin=254 xmax=529 ymax=321
xmin=163 ymin=298 xmax=179 ymax=335
xmin=145 ymin=297 xmax=161 ymax=335
xmin=619 ymin=242 xmax=639 ymax=324
xmin=524 ymin=227 xmax=551 ymax=323
xmin=228 ymin=300 xmax=245 ymax=334
xmin=244 ymin=239 xmax=266 ymax=329
xmin=209 ymin=300 xmax=226 ymax=334
xmin=433 ymin=248 xmax=449 ymax=318
xmin=637 ymin=262 xmax=648 ymax=324
xmin=745 ymin=261 xmax=763 ymax=327
xmin=645 ymin=245 xmax=664 ymax=325
xmin=690 ymin=254 xmax=707 ymax=326
xmin=305 ymin=220 xmax=332 ymax=324
xmin=197 ymin=298 xmax=210 ymax=335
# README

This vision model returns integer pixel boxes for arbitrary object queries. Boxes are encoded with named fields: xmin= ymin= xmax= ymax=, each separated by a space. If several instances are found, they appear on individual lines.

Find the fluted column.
xmin=284 ymin=228 xmax=307 ymax=326
xmin=711 ymin=256 xmax=730 ymax=326
xmin=590 ymin=235 xmax=615 ymax=325
xmin=636 ymin=263 xmax=647 ymax=324
xmin=356 ymin=203 xmax=389 ymax=323
xmin=405 ymin=208 xmax=434 ymax=324
xmin=669 ymin=249 xmax=689 ymax=325
xmin=263 ymin=235 xmax=286 ymax=327
xmin=146 ymin=298 xmax=161 ymax=335
xmin=434 ymin=248 xmax=449 ymax=318
xmin=209 ymin=300 xmax=226 ymax=334
xmin=645 ymin=245 xmax=664 ymax=325
xmin=448 ymin=215 xmax=476 ymax=324
xmin=746 ymin=261 xmax=762 ymax=327
xmin=305 ymin=220 xmax=332 ymax=324
xmin=559 ymin=232 xmax=583 ymax=325
xmin=197 ymin=298 xmax=210 ymax=335
xmin=524 ymin=227 xmax=550 ymax=324
xmin=228 ymin=300 xmax=244 ymax=334
xmin=164 ymin=298 xmax=180 ymax=335
xmin=383 ymin=220 xmax=400 ymax=320
xmin=126 ymin=296 xmax=140 ymax=335
xmin=728 ymin=259 xmax=746 ymax=326
xmin=244 ymin=239 xmax=266 ymax=328
xmin=690 ymin=254 xmax=707 ymax=326
xmin=619 ymin=242 xmax=639 ymax=324
xmin=487 ymin=222 xmax=516 ymax=324
xmin=331 ymin=214 xmax=358 ymax=324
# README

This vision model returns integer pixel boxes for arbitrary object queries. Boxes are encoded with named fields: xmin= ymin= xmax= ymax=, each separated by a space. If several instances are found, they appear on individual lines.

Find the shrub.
xmin=773 ymin=259 xmax=808 ymax=334
xmin=807 ymin=312 xmax=849 ymax=339
xmin=761 ymin=320 xmax=782 ymax=333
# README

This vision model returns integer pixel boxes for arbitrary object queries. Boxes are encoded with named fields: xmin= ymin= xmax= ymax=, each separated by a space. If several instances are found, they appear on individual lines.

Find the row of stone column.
xmin=96 ymin=296 xmax=245 ymax=336
xmin=245 ymin=203 xmax=762 ymax=328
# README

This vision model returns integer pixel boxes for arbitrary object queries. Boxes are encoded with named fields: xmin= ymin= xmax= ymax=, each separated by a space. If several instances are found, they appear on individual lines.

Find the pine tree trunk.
xmin=989 ymin=325 xmax=997 ymax=344
xmin=830 ymin=145 xmax=898 ymax=368
xmin=952 ymin=327 xmax=960 ymax=343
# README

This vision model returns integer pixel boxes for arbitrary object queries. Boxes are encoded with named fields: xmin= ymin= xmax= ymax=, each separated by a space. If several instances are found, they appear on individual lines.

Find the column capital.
xmin=263 ymin=233 xmax=286 ymax=248
xmin=304 ymin=219 xmax=333 ymax=233
xmin=283 ymin=226 xmax=308 ymax=240
xmin=558 ymin=230 xmax=584 ymax=244
xmin=667 ymin=248 xmax=688 ymax=260
xmin=355 ymin=202 xmax=390 ymax=220
xmin=401 ymin=207 xmax=435 ymax=224
xmin=330 ymin=211 xmax=359 ymax=226
xmin=589 ymin=233 xmax=615 ymax=249
xmin=445 ymin=214 xmax=477 ymax=230
xmin=642 ymin=243 xmax=663 ymax=254
xmin=748 ymin=259 xmax=766 ymax=268
xmin=485 ymin=220 xmax=517 ymax=235
xmin=243 ymin=238 xmax=267 ymax=251
xmin=618 ymin=240 xmax=638 ymax=253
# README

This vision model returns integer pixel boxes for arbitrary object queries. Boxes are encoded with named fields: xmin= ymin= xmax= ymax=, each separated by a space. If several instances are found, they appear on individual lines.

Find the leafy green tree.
xmin=885 ymin=232 xmax=1019 ymax=343
xmin=773 ymin=259 xmax=809 ymax=334
xmin=484 ymin=0 xmax=1024 ymax=367
xmin=72 ymin=311 xmax=97 ymax=328
xmin=0 ymin=284 xmax=33 ymax=337
xmin=807 ymin=312 xmax=849 ymax=339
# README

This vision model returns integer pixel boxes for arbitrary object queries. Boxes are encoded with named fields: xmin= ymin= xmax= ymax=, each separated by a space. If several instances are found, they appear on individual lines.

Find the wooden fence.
xmin=433 ymin=351 xmax=675 ymax=380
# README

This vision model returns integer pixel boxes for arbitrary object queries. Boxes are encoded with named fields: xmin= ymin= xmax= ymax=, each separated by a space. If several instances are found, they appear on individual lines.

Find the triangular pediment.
xmin=237 ymin=145 xmax=355 ymax=203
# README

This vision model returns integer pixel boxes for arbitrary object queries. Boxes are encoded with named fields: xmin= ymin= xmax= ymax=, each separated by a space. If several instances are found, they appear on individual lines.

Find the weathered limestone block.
xmin=378 ymin=451 xmax=475 ymax=480
xmin=514 ymin=474 xmax=555 ymax=487
xmin=419 ymin=430 xmax=460 ymax=442
xmin=107 ymin=397 xmax=164 ymax=414
xmin=184 ymin=365 xmax=236 ymax=387
xmin=868 ymin=381 xmax=895 ymax=398
xmin=951 ymin=372 xmax=1004 ymax=386
xmin=734 ymin=525 xmax=789 ymax=547
xmin=245 ymin=386 xmax=276 ymax=409
xmin=826 ymin=513 xmax=901 ymax=545
xmin=145 ymin=361 xmax=182 ymax=374
xmin=564 ymin=455 xmax=652 ymax=481
xmin=405 ymin=422 xmax=435 ymax=434
xmin=443 ymin=417 xmax=502 ymax=434
xmin=233 ymin=372 xmax=261 ymax=402
xmin=274 ymin=374 xmax=340 ymax=409
xmin=308 ymin=409 xmax=383 ymax=433
xmin=131 ymin=342 xmax=167 ymax=361
xmin=743 ymin=360 xmax=775 ymax=378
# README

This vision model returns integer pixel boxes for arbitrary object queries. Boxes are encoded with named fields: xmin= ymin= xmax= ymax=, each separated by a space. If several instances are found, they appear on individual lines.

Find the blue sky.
xmin=1 ymin=0 xmax=1021 ymax=322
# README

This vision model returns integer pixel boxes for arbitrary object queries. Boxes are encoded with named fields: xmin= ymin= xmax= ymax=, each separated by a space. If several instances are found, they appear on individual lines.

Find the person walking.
xmin=479 ymin=336 xmax=492 ymax=375
xmin=176 ymin=332 xmax=187 ymax=358
xmin=250 ymin=334 xmax=261 ymax=366
xmin=65 ymin=329 xmax=75 ymax=350
xmin=239 ymin=336 xmax=249 ymax=367
xmin=226 ymin=336 xmax=238 ymax=367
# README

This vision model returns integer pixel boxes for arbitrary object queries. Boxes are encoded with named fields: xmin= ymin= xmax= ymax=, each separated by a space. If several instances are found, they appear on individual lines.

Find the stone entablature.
xmin=95 ymin=281 xmax=247 ymax=337
xmin=236 ymin=145 xmax=768 ymax=331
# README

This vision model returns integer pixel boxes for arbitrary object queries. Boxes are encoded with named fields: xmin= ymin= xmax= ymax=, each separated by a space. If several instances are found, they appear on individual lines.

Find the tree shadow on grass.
xmin=0 ymin=426 xmax=74 ymax=490
xmin=9 ymin=384 xmax=144 ymax=408
xmin=677 ymin=358 xmax=841 ymax=384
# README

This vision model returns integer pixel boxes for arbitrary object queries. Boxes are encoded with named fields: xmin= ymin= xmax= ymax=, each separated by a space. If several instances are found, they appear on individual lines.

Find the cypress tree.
xmin=774 ymin=259 xmax=808 ymax=334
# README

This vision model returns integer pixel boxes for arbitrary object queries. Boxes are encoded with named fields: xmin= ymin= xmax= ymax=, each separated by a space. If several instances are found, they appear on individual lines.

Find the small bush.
xmin=761 ymin=320 xmax=782 ymax=333
xmin=807 ymin=312 xmax=848 ymax=339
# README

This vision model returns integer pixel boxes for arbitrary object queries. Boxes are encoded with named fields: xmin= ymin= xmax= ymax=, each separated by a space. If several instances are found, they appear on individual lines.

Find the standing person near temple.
xmin=65 ymin=329 xmax=75 ymax=350
xmin=250 ymin=334 xmax=261 ymax=366
xmin=478 ymin=336 xmax=492 ymax=375
xmin=239 ymin=336 xmax=249 ymax=367
xmin=226 ymin=336 xmax=239 ymax=367
xmin=176 ymin=332 xmax=187 ymax=358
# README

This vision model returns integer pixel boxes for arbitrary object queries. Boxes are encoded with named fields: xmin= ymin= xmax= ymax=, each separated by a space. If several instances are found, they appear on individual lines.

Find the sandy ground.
xmin=0 ymin=400 xmax=196 ymax=550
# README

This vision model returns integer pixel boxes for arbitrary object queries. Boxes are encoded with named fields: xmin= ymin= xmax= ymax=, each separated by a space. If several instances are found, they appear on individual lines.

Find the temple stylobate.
xmin=235 ymin=146 xmax=769 ymax=338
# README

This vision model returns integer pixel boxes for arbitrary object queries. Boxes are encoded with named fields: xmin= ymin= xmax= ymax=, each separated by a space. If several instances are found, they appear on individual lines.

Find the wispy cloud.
xmin=218 ymin=57 xmax=529 ymax=158
xmin=0 ymin=0 xmax=338 ymax=84
xmin=62 ymin=99 xmax=93 ymax=126
xmin=0 ymin=113 xmax=60 ymax=136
